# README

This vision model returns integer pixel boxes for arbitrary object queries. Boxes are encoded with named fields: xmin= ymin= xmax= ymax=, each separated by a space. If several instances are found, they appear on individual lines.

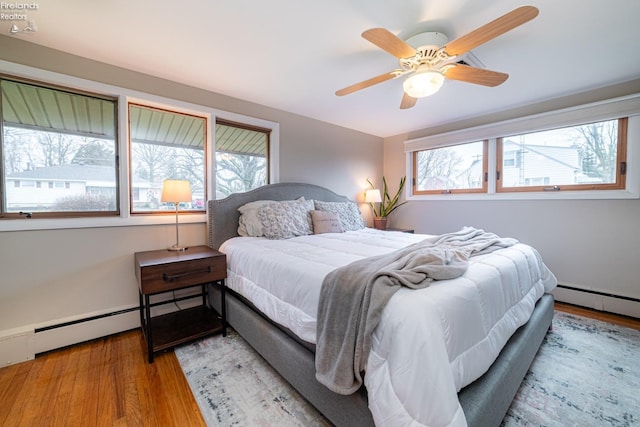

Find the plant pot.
xmin=373 ymin=217 xmax=388 ymax=230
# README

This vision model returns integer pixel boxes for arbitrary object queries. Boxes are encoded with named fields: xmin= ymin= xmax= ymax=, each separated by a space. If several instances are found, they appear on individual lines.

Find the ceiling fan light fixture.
xmin=403 ymin=70 xmax=444 ymax=98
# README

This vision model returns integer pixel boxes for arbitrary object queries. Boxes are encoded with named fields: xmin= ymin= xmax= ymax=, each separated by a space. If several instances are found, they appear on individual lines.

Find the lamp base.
xmin=167 ymin=245 xmax=188 ymax=252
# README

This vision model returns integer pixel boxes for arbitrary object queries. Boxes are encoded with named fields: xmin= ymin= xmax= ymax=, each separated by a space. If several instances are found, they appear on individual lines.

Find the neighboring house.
xmin=6 ymin=164 xmax=159 ymax=210
xmin=501 ymin=139 xmax=584 ymax=187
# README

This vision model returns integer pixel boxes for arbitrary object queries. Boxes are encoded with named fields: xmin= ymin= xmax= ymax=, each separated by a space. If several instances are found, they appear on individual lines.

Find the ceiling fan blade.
xmin=443 ymin=64 xmax=508 ymax=87
xmin=362 ymin=28 xmax=417 ymax=59
xmin=443 ymin=6 xmax=539 ymax=57
xmin=400 ymin=93 xmax=417 ymax=109
xmin=335 ymin=72 xmax=397 ymax=96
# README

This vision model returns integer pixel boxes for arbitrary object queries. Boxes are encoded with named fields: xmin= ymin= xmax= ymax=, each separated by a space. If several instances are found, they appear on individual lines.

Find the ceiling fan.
xmin=336 ymin=5 xmax=539 ymax=109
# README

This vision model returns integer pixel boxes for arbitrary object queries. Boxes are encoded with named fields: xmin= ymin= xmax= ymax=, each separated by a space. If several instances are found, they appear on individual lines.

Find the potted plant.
xmin=366 ymin=176 xmax=407 ymax=230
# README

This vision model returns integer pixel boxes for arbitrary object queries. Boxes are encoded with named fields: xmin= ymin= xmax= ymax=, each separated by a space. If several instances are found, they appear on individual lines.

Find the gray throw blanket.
xmin=314 ymin=227 xmax=518 ymax=394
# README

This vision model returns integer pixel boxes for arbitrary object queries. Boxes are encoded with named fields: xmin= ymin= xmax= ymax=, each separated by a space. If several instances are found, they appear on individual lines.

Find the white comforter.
xmin=220 ymin=228 xmax=557 ymax=427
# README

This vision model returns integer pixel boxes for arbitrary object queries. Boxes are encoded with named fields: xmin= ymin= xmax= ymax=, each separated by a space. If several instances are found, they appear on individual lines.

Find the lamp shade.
xmin=161 ymin=180 xmax=192 ymax=203
xmin=365 ymin=189 xmax=382 ymax=203
xmin=403 ymin=70 xmax=445 ymax=98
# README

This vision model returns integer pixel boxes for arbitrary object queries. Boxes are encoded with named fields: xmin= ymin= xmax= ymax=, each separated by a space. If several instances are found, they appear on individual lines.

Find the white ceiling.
xmin=4 ymin=0 xmax=640 ymax=138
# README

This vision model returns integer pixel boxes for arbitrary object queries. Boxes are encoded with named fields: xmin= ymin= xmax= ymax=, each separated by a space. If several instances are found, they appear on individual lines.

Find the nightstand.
xmin=134 ymin=245 xmax=227 ymax=363
xmin=386 ymin=228 xmax=415 ymax=233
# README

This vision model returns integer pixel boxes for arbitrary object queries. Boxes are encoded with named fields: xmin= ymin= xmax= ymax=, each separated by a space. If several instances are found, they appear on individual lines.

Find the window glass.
xmin=215 ymin=120 xmax=269 ymax=198
xmin=413 ymin=141 xmax=487 ymax=194
xmin=498 ymin=118 xmax=626 ymax=191
xmin=1 ymin=79 xmax=118 ymax=217
xmin=129 ymin=104 xmax=207 ymax=213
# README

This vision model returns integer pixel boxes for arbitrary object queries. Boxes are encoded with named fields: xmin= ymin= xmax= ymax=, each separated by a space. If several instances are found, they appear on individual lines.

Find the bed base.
xmin=209 ymin=285 xmax=553 ymax=427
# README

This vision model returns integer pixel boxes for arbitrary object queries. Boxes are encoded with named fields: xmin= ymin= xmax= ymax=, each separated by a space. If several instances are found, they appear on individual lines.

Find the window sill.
xmin=408 ymin=189 xmax=639 ymax=202
xmin=0 ymin=213 xmax=206 ymax=232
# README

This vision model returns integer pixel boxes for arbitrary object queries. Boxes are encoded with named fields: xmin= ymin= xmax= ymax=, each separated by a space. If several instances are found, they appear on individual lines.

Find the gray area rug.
xmin=176 ymin=311 xmax=640 ymax=426
xmin=502 ymin=312 xmax=639 ymax=427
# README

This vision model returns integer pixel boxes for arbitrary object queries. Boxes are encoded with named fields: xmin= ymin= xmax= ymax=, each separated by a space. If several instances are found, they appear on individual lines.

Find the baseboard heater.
xmin=556 ymin=284 xmax=640 ymax=304
xmin=35 ymin=294 xmax=198 ymax=333
xmin=35 ymin=286 xmax=637 ymax=334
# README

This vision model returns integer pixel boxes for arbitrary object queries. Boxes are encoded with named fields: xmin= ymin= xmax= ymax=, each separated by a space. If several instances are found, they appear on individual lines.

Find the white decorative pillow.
xmin=237 ymin=200 xmax=275 ymax=237
xmin=310 ymin=210 xmax=344 ymax=234
xmin=257 ymin=199 xmax=315 ymax=239
xmin=313 ymin=200 xmax=365 ymax=231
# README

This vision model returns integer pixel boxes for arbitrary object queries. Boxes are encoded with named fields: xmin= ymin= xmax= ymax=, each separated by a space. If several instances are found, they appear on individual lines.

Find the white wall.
xmin=0 ymin=37 xmax=383 ymax=364
xmin=383 ymin=80 xmax=640 ymax=318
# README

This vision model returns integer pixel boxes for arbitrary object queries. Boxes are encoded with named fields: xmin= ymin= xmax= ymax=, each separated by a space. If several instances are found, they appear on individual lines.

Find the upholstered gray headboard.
xmin=207 ymin=182 xmax=353 ymax=249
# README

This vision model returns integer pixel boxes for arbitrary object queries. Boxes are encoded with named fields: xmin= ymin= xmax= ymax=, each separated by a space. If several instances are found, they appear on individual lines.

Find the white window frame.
xmin=0 ymin=60 xmax=279 ymax=232
xmin=404 ymin=94 xmax=640 ymax=201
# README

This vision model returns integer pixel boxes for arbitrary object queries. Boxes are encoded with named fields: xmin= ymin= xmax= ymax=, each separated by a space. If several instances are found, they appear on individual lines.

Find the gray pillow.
xmin=311 ymin=210 xmax=344 ymax=234
xmin=257 ymin=199 xmax=314 ymax=239
xmin=313 ymin=200 xmax=365 ymax=231
xmin=237 ymin=200 xmax=275 ymax=237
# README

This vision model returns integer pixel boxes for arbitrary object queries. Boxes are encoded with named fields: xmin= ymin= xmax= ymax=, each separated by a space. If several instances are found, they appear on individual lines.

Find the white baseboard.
xmin=33 ymin=310 xmax=141 ymax=356
xmin=0 ymin=294 xmax=203 ymax=367
xmin=553 ymin=285 xmax=640 ymax=319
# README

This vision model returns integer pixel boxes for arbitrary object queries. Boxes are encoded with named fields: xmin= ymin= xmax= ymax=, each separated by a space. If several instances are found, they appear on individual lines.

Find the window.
xmin=1 ymin=78 xmax=118 ymax=218
xmin=0 ymin=65 xmax=280 ymax=230
xmin=497 ymin=118 xmax=627 ymax=192
xmin=413 ymin=141 xmax=488 ymax=194
xmin=215 ymin=119 xmax=270 ymax=198
xmin=128 ymin=104 xmax=207 ymax=213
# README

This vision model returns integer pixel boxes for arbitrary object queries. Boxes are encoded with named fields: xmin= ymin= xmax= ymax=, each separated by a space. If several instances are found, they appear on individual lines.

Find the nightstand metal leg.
xmin=138 ymin=291 xmax=144 ymax=330
xmin=221 ymin=282 xmax=227 ymax=337
xmin=145 ymin=294 xmax=153 ymax=363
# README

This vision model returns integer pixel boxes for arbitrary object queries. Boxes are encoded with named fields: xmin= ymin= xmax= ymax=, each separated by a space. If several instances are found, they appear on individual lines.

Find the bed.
xmin=206 ymin=182 xmax=556 ymax=427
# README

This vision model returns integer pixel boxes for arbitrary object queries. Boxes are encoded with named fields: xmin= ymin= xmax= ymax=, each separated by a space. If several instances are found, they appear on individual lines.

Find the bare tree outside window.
xmin=414 ymin=141 xmax=486 ymax=194
xmin=215 ymin=152 xmax=266 ymax=196
xmin=214 ymin=121 xmax=269 ymax=198
xmin=574 ymin=120 xmax=618 ymax=183
xmin=128 ymin=104 xmax=206 ymax=213
xmin=3 ymin=127 xmax=117 ymax=212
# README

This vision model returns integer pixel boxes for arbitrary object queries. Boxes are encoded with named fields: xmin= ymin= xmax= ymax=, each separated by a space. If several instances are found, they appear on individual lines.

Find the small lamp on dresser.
xmin=161 ymin=179 xmax=192 ymax=251
xmin=365 ymin=188 xmax=386 ymax=230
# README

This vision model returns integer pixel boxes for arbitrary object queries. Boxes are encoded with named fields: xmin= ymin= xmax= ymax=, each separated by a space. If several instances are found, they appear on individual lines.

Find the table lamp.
xmin=161 ymin=179 xmax=192 ymax=251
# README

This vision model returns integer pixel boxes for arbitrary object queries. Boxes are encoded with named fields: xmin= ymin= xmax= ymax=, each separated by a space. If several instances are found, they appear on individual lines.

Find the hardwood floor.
xmin=554 ymin=301 xmax=640 ymax=330
xmin=0 ymin=330 xmax=205 ymax=427
xmin=1 ymin=303 xmax=637 ymax=426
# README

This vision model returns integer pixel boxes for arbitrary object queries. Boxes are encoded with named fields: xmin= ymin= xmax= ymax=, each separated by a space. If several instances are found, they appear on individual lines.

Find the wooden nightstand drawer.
xmin=135 ymin=246 xmax=226 ymax=294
